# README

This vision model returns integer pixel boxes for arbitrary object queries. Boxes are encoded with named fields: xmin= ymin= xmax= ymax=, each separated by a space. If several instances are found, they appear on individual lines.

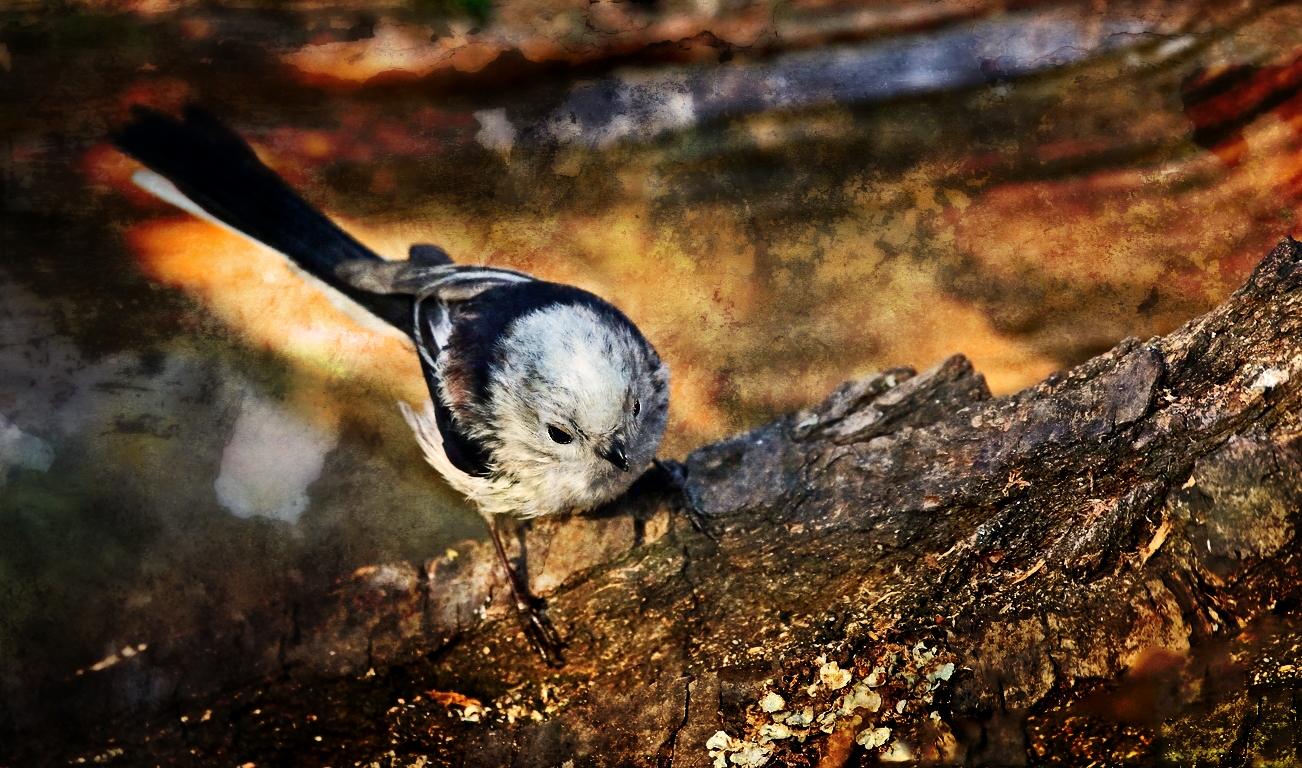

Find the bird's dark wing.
xmin=415 ymin=301 xmax=495 ymax=477
xmin=113 ymin=105 xmax=412 ymax=332
xmin=397 ymin=270 xmax=541 ymax=478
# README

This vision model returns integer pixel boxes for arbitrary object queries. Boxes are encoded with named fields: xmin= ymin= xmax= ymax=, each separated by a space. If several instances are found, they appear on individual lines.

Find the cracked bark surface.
xmin=12 ymin=239 xmax=1302 ymax=766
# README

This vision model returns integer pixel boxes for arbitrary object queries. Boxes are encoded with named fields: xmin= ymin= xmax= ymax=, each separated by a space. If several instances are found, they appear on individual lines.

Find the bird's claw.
xmin=516 ymin=598 xmax=566 ymax=667
xmin=652 ymin=458 xmax=717 ymax=542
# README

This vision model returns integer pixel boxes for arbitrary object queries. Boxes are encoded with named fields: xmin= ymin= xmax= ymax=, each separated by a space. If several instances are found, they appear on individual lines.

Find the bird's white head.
xmin=480 ymin=303 xmax=669 ymax=517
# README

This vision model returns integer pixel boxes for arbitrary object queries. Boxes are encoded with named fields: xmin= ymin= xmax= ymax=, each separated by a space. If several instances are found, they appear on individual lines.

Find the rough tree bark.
xmin=15 ymin=239 xmax=1302 ymax=766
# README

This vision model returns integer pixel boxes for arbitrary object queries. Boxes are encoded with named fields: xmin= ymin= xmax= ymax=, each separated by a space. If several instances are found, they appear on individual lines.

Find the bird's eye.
xmin=547 ymin=424 xmax=573 ymax=444
xmin=633 ymin=398 xmax=641 ymax=417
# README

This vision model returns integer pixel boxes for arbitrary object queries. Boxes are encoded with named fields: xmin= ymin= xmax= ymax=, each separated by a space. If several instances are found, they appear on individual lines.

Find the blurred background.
xmin=5 ymin=0 xmax=1302 ymax=737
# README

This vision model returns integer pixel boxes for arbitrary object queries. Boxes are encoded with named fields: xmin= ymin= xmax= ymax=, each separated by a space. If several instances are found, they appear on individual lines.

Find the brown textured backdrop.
xmin=4 ymin=0 xmax=1302 ymax=756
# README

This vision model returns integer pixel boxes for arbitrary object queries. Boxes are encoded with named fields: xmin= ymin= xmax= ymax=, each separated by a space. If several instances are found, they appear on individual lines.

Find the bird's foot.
xmin=487 ymin=517 xmax=567 ymax=666
xmin=652 ymin=458 xmax=717 ymax=542
xmin=513 ymin=594 xmax=566 ymax=668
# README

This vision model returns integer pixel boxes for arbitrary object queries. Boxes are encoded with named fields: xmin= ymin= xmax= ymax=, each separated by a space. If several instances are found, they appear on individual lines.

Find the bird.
xmin=112 ymin=105 xmax=673 ymax=664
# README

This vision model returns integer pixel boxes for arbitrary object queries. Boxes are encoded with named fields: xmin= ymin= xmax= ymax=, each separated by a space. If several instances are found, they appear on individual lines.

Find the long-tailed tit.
xmin=113 ymin=106 xmax=672 ymax=663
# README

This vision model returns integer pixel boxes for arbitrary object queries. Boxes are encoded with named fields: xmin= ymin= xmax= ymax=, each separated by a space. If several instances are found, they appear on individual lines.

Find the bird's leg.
xmin=486 ymin=515 xmax=566 ymax=666
xmin=651 ymin=458 xmax=716 ymax=541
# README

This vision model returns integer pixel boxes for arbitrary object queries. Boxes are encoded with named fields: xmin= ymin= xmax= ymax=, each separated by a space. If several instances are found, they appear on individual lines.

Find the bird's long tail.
xmin=112 ymin=105 xmax=412 ymax=335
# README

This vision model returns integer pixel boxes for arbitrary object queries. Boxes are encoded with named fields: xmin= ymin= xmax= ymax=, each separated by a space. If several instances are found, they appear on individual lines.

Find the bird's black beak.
xmin=599 ymin=441 xmax=630 ymax=472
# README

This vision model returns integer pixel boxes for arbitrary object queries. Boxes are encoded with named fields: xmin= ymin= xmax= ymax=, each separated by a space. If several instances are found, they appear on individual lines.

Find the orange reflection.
xmin=126 ymin=217 xmax=426 ymax=405
xmin=950 ymin=115 xmax=1302 ymax=318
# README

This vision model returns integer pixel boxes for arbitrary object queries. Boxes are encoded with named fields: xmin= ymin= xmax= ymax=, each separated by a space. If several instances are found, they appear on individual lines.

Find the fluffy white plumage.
xmin=404 ymin=303 xmax=669 ymax=519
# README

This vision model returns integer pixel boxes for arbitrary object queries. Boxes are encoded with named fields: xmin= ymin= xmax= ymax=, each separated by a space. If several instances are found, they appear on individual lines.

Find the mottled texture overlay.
xmin=5 ymin=0 xmax=1302 ymax=760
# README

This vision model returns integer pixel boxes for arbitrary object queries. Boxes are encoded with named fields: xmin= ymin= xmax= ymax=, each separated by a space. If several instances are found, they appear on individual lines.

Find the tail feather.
xmin=113 ymin=105 xmax=412 ymax=333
